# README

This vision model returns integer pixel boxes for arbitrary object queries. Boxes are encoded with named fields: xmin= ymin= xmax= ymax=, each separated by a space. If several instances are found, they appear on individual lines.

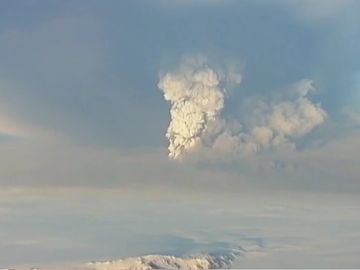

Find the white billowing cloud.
xmin=158 ymin=58 xmax=327 ymax=160
xmin=158 ymin=56 xmax=240 ymax=159
xmin=208 ymin=80 xmax=327 ymax=159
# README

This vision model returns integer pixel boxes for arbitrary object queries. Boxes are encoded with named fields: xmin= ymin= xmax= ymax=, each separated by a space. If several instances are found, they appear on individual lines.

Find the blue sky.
xmin=0 ymin=0 xmax=360 ymax=269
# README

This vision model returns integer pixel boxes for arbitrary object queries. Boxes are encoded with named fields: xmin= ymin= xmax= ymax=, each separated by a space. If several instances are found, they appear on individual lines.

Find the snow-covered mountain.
xmin=86 ymin=247 xmax=244 ymax=270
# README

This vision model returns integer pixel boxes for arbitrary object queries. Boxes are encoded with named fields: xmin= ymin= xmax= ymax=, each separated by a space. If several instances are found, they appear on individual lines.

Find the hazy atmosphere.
xmin=1 ymin=0 xmax=360 ymax=269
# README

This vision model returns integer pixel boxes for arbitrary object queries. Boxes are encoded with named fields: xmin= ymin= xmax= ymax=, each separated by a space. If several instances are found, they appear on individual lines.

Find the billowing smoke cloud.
xmin=212 ymin=79 xmax=328 ymax=157
xmin=158 ymin=57 xmax=239 ymax=159
xmin=158 ymin=57 xmax=327 ymax=160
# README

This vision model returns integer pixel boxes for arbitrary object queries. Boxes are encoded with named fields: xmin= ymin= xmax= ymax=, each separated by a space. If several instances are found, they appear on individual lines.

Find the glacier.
xmin=85 ymin=247 xmax=244 ymax=270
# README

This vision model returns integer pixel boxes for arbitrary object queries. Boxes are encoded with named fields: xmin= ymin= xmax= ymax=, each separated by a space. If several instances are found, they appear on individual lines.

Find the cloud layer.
xmin=158 ymin=57 xmax=327 ymax=160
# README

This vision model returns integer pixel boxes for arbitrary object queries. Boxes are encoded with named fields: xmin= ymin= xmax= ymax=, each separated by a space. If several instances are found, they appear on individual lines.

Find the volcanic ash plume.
xmin=158 ymin=58 xmax=235 ymax=159
xmin=158 ymin=58 xmax=327 ymax=161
